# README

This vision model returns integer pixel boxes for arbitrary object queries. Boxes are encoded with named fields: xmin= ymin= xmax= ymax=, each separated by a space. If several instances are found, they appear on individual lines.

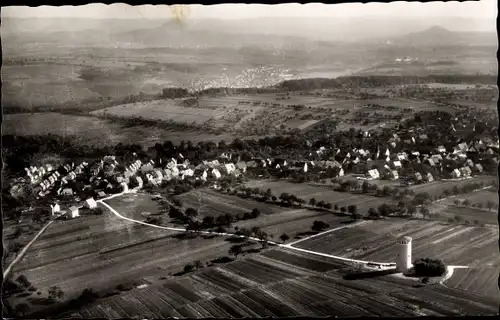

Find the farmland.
xmin=244 ymin=179 xmax=393 ymax=212
xmin=408 ymin=176 xmax=495 ymax=195
xmin=444 ymin=267 xmax=499 ymax=298
xmin=8 ymin=204 xmax=241 ymax=306
xmin=294 ymin=219 xmax=499 ymax=267
xmin=104 ymin=193 xmax=169 ymax=224
xmin=430 ymin=203 xmax=498 ymax=225
xmin=176 ymin=189 xmax=352 ymax=237
xmin=2 ymin=113 xmax=232 ymax=147
xmin=64 ymin=247 xmax=499 ymax=318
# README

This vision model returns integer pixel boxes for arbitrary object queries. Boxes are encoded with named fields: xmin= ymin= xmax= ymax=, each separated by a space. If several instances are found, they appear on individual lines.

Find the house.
xmin=236 ymin=161 xmax=247 ymax=173
xmin=68 ymin=206 xmax=80 ymax=219
xmin=134 ymin=176 xmax=143 ymax=188
xmin=338 ymin=168 xmax=345 ymax=177
xmin=460 ymin=166 xmax=472 ymax=177
xmin=426 ymin=158 xmax=436 ymax=167
xmin=45 ymin=164 xmax=54 ymax=172
xmin=246 ymin=160 xmax=258 ymax=168
xmin=119 ymin=182 xmax=128 ymax=192
xmin=425 ymin=173 xmax=434 ymax=182
xmin=84 ymin=198 xmax=97 ymax=209
xmin=201 ymin=170 xmax=208 ymax=181
xmin=97 ymin=191 xmax=107 ymax=198
xmin=140 ymin=163 xmax=154 ymax=173
xmin=171 ymin=167 xmax=180 ymax=177
xmin=458 ymin=142 xmax=469 ymax=151
xmin=367 ymin=169 xmax=380 ymax=179
xmin=182 ymin=168 xmax=194 ymax=177
xmin=437 ymin=146 xmax=447 ymax=153
xmin=393 ymin=161 xmax=402 ymax=168
xmin=153 ymin=170 xmax=163 ymax=181
xmin=224 ymin=163 xmax=236 ymax=175
xmin=414 ymin=172 xmax=423 ymax=181
xmin=303 ymin=162 xmax=308 ymax=173
xmin=61 ymin=188 xmax=73 ymax=196
xmin=419 ymin=134 xmax=428 ymax=140
xmin=466 ymin=159 xmax=474 ymax=167
xmin=474 ymin=163 xmax=483 ymax=173
xmin=50 ymin=203 xmax=61 ymax=216
xmin=452 ymin=169 xmax=461 ymax=179
xmin=212 ymin=168 xmax=222 ymax=179
xmin=390 ymin=170 xmax=399 ymax=180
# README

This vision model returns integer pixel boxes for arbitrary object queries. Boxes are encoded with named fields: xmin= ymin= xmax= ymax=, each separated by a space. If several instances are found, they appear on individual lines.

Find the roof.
xmin=69 ymin=206 xmax=78 ymax=211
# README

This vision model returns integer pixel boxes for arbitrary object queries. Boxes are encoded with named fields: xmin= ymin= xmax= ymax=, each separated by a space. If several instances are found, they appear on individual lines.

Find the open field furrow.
xmin=243 ymin=288 xmax=300 ymax=317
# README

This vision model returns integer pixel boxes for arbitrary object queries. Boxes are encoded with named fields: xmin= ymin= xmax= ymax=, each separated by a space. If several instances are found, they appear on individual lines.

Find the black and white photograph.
xmin=1 ymin=1 xmax=499 ymax=318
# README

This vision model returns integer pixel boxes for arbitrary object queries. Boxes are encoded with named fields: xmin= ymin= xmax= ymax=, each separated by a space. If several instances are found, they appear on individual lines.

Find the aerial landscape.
xmin=1 ymin=1 xmax=499 ymax=318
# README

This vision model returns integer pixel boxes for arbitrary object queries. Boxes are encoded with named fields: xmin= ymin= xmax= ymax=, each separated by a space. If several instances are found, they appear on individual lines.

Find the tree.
xmin=184 ymin=264 xmax=194 ymax=273
xmin=453 ymin=199 xmax=461 ymax=206
xmin=413 ymin=258 xmax=446 ymax=277
xmin=368 ymin=207 xmax=380 ymax=219
xmin=250 ymin=226 xmax=261 ymax=237
xmin=280 ymin=233 xmax=290 ymax=243
xmin=229 ymin=244 xmax=243 ymax=259
xmin=340 ymin=206 xmax=347 ymax=213
xmin=14 ymin=303 xmax=30 ymax=316
xmin=462 ymin=199 xmax=471 ymax=207
xmin=94 ymin=207 xmax=104 ymax=215
xmin=256 ymin=231 xmax=269 ymax=248
xmin=473 ymin=219 xmax=479 ymax=225
xmin=378 ymin=203 xmax=392 ymax=217
xmin=407 ymin=204 xmax=417 ymax=216
xmin=194 ymin=260 xmax=203 ymax=270
xmin=48 ymin=286 xmax=64 ymax=301
xmin=309 ymin=198 xmax=317 ymax=207
xmin=454 ymin=215 xmax=463 ymax=223
xmin=16 ymin=275 xmax=31 ymax=289
xmin=324 ymin=203 xmax=333 ymax=210
xmin=311 ymin=220 xmax=329 ymax=232
xmin=251 ymin=208 xmax=261 ymax=218
xmin=185 ymin=207 xmax=198 ymax=220
xmin=486 ymin=201 xmax=495 ymax=211
xmin=271 ymin=196 xmax=277 ymax=201
xmin=362 ymin=181 xmax=370 ymax=193
xmin=421 ymin=206 xmax=430 ymax=219
xmin=333 ymin=204 xmax=339 ymax=211
xmin=347 ymin=205 xmax=358 ymax=216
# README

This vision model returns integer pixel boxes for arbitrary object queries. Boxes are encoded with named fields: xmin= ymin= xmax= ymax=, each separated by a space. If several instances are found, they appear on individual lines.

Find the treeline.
xmin=277 ymin=75 xmax=498 ymax=91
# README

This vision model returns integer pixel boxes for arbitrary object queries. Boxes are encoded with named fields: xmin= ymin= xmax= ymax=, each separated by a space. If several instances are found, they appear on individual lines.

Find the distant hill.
xmin=387 ymin=26 xmax=498 ymax=47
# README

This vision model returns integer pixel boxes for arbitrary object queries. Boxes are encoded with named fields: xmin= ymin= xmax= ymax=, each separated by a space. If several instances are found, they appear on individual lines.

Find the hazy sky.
xmin=3 ymin=1 xmax=497 ymax=20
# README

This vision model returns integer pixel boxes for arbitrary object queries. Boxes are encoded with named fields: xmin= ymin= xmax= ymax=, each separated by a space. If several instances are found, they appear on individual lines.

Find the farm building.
xmin=396 ymin=236 xmax=412 ymax=272
xmin=84 ymin=198 xmax=97 ymax=209
xmin=212 ymin=168 xmax=222 ymax=179
xmin=68 ymin=206 xmax=80 ymax=219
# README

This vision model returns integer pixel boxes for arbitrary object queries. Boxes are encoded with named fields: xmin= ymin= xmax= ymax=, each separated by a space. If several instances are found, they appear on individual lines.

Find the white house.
xmin=391 ymin=170 xmax=399 ymax=180
xmin=437 ymin=146 xmax=446 ymax=153
xmin=414 ymin=172 xmax=423 ymax=181
xmin=84 ymin=198 xmax=97 ymax=209
xmin=452 ymin=168 xmax=461 ymax=179
xmin=201 ymin=170 xmax=208 ymax=181
xmin=236 ymin=162 xmax=247 ymax=173
xmin=425 ymin=173 xmax=434 ymax=182
xmin=61 ymin=188 xmax=73 ymax=196
xmin=171 ymin=167 xmax=180 ymax=177
xmin=393 ymin=161 xmax=402 ymax=168
xmin=68 ymin=206 xmax=80 ymax=219
xmin=50 ymin=203 xmax=61 ymax=216
xmin=475 ymin=163 xmax=483 ymax=173
xmin=367 ymin=169 xmax=380 ymax=179
xmin=303 ymin=163 xmax=308 ymax=173
xmin=212 ymin=168 xmax=222 ymax=179
xmin=338 ymin=168 xmax=345 ymax=177
xmin=224 ymin=163 xmax=236 ymax=175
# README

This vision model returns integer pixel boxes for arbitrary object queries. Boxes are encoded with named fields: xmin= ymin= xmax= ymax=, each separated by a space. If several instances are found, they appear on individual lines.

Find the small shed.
xmin=68 ymin=206 xmax=80 ymax=219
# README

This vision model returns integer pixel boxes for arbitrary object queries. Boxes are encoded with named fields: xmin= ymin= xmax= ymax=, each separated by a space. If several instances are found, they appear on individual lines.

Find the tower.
xmin=397 ymin=236 xmax=412 ymax=272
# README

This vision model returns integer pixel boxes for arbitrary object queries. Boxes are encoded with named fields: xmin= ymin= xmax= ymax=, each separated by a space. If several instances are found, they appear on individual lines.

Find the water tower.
xmin=396 ymin=236 xmax=412 ymax=272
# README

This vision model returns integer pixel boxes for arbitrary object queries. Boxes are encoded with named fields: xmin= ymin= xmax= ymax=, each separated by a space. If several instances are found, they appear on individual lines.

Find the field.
xmin=431 ymin=204 xmax=497 ymax=226
xmin=408 ymin=176 xmax=495 ymax=195
xmin=176 ymin=189 xmax=352 ymax=237
xmin=438 ymin=189 xmax=498 ymax=207
xmin=104 ymin=193 xmax=169 ymax=223
xmin=66 ymin=247 xmax=499 ymax=318
xmin=9 ymin=205 xmax=242 ymax=305
xmin=2 ymin=113 xmax=232 ymax=147
xmin=444 ymin=267 xmax=499 ymax=298
xmin=294 ymin=219 xmax=499 ymax=268
xmin=244 ymin=179 xmax=392 ymax=213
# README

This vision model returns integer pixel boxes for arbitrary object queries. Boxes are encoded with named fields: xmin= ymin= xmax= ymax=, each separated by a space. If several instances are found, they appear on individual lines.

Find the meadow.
xmin=2 ymin=113 xmax=232 ymax=147
xmin=64 ymin=247 xmax=499 ymax=318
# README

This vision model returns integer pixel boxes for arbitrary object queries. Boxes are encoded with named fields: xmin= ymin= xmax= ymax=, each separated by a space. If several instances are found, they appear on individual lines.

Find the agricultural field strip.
xmin=3 ymin=211 xmax=66 ymax=279
xmin=100 ymin=189 xmax=406 ymax=267
xmin=286 ymin=220 xmax=370 ymax=246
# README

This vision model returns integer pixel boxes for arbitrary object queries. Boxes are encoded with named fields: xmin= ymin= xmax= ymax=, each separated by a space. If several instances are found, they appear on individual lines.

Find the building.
xmin=390 ymin=170 xmax=399 ymax=180
xmin=97 ymin=191 xmax=107 ymax=198
xmin=452 ymin=168 xmax=461 ymax=179
xmin=475 ymin=163 xmax=483 ymax=173
xmin=425 ymin=172 xmax=434 ymax=182
xmin=120 ymin=182 xmax=129 ymax=192
xmin=50 ymin=203 xmax=60 ymax=216
xmin=396 ymin=236 xmax=412 ymax=272
xmin=212 ymin=168 xmax=222 ymax=180
xmin=224 ymin=163 xmax=236 ymax=175
xmin=460 ymin=166 xmax=472 ymax=177
xmin=68 ymin=206 xmax=80 ymax=219
xmin=236 ymin=161 xmax=247 ymax=173
xmin=414 ymin=172 xmax=423 ymax=182
xmin=61 ymin=188 xmax=73 ymax=196
xmin=393 ymin=161 xmax=402 ymax=168
xmin=84 ymin=198 xmax=97 ymax=209
xmin=437 ymin=146 xmax=446 ymax=153
xmin=367 ymin=169 xmax=380 ymax=180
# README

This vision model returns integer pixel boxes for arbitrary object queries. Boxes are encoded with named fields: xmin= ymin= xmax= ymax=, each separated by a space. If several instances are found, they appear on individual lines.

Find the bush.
xmin=116 ymin=283 xmax=134 ymax=291
xmin=413 ymin=258 xmax=447 ymax=277
xmin=183 ymin=264 xmax=194 ymax=273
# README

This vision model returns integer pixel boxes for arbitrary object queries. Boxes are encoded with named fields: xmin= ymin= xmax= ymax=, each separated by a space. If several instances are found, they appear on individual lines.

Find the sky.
xmin=2 ymin=1 xmax=497 ymax=20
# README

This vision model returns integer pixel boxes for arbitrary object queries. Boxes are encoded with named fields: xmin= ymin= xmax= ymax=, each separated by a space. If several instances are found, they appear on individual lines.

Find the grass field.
xmin=2 ymin=113 xmax=232 ymax=147
xmin=431 ymin=203 xmax=498 ymax=225
xmin=244 ymin=180 xmax=393 ymax=213
xmin=176 ymin=189 xmax=352 ymax=238
xmin=294 ymin=219 xmax=499 ymax=268
xmin=444 ymin=267 xmax=499 ymax=298
xmin=66 ymin=247 xmax=499 ymax=318
xmin=105 ymin=193 xmax=168 ymax=223
xmin=439 ymin=189 xmax=498 ymax=207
